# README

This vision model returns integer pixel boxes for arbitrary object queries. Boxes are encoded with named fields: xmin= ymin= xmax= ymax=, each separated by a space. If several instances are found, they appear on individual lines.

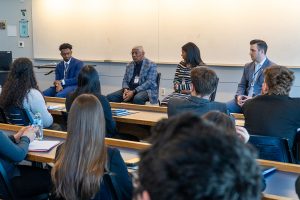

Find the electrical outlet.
xmin=18 ymin=41 xmax=24 ymax=48
xmin=161 ymin=88 xmax=166 ymax=96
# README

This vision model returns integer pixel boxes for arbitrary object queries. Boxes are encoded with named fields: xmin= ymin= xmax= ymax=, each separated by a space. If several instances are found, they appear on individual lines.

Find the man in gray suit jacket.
xmin=226 ymin=39 xmax=275 ymax=113
xmin=168 ymin=66 xmax=228 ymax=117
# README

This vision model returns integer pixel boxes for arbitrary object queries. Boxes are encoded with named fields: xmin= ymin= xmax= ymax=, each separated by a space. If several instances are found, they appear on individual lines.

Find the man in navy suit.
xmin=43 ymin=43 xmax=83 ymax=98
xmin=226 ymin=39 xmax=275 ymax=113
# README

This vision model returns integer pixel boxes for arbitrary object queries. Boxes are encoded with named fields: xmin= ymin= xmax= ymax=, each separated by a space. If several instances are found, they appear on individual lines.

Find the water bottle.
xmin=33 ymin=112 xmax=43 ymax=140
xmin=0 ymin=85 xmax=2 ymax=94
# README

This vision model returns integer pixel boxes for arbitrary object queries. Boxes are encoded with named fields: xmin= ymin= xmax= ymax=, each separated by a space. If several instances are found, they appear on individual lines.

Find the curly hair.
xmin=0 ymin=57 xmax=39 ymax=109
xmin=264 ymin=65 xmax=294 ymax=95
xmin=136 ymin=113 xmax=261 ymax=200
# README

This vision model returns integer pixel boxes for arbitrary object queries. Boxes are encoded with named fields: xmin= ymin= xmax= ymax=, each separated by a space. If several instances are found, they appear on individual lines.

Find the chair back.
xmin=156 ymin=72 xmax=161 ymax=105
xmin=248 ymin=134 xmax=295 ymax=163
xmin=209 ymin=77 xmax=219 ymax=101
xmin=0 ymin=160 xmax=15 ymax=199
xmin=2 ymin=106 xmax=33 ymax=126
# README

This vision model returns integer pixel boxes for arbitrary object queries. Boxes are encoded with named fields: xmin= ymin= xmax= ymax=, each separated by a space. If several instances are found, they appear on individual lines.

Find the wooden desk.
xmin=45 ymin=97 xmax=244 ymax=127
xmin=0 ymin=123 xmax=299 ymax=200
xmin=0 ymin=123 xmax=150 ymax=164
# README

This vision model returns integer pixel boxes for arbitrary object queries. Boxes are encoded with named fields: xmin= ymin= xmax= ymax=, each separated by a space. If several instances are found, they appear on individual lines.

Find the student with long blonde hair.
xmin=51 ymin=94 xmax=132 ymax=200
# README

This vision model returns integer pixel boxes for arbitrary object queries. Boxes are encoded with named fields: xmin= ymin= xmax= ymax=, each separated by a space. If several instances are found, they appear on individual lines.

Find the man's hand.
xmin=236 ymin=95 xmax=251 ymax=107
xmin=123 ymin=90 xmax=135 ymax=102
xmin=54 ymin=80 xmax=63 ymax=92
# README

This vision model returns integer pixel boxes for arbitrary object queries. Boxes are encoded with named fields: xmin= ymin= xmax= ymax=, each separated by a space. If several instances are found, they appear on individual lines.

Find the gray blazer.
xmin=168 ymin=96 xmax=228 ymax=117
xmin=236 ymin=58 xmax=275 ymax=97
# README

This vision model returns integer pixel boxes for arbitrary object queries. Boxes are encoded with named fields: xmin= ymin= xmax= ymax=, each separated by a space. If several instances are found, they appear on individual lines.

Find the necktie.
xmin=64 ymin=63 xmax=69 ymax=79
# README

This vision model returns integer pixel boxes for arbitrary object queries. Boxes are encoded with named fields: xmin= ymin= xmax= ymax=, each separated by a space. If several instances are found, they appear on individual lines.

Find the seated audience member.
xmin=227 ymin=39 xmax=275 ymax=113
xmin=107 ymin=46 xmax=158 ymax=105
xmin=43 ymin=43 xmax=84 ymax=98
xmin=161 ymin=42 xmax=205 ymax=105
xmin=52 ymin=94 xmax=132 ymax=200
xmin=202 ymin=111 xmax=250 ymax=143
xmin=296 ymin=176 xmax=300 ymax=198
xmin=134 ymin=113 xmax=262 ymax=200
xmin=0 ymin=57 xmax=53 ymax=128
xmin=0 ymin=126 xmax=51 ymax=198
xmin=243 ymin=65 xmax=300 ymax=150
xmin=65 ymin=65 xmax=117 ymax=137
xmin=168 ymin=66 xmax=227 ymax=117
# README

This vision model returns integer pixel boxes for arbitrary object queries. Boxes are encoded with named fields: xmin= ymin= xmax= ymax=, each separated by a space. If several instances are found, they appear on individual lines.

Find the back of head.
xmin=52 ymin=94 xmax=106 ymax=200
xmin=75 ymin=65 xmax=101 ymax=96
xmin=264 ymin=65 xmax=294 ymax=95
xmin=182 ymin=42 xmax=204 ymax=67
xmin=0 ymin=57 xmax=38 ymax=108
xmin=191 ymin=66 xmax=218 ymax=96
xmin=202 ymin=111 xmax=236 ymax=134
xmin=137 ymin=113 xmax=261 ymax=200
xmin=250 ymin=39 xmax=268 ymax=54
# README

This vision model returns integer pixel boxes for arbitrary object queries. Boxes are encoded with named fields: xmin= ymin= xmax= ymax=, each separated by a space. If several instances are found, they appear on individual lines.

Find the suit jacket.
xmin=122 ymin=58 xmax=158 ymax=104
xmin=242 ymin=95 xmax=300 ymax=149
xmin=55 ymin=57 xmax=84 ymax=86
xmin=168 ymin=96 xmax=228 ymax=117
xmin=236 ymin=58 xmax=274 ymax=97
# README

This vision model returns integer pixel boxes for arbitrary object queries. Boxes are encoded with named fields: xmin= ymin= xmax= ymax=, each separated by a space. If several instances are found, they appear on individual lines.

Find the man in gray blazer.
xmin=226 ymin=39 xmax=275 ymax=113
xmin=168 ymin=66 xmax=228 ymax=117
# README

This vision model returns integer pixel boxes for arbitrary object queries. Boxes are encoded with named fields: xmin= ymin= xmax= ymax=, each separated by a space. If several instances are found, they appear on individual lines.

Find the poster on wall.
xmin=19 ymin=19 xmax=29 ymax=37
xmin=0 ymin=20 xmax=6 ymax=30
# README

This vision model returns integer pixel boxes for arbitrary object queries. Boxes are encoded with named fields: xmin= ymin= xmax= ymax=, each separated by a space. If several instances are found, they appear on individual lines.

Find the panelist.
xmin=107 ymin=46 xmax=158 ymax=105
xmin=168 ymin=66 xmax=228 ymax=117
xmin=226 ymin=39 xmax=275 ymax=113
xmin=43 ymin=43 xmax=83 ymax=98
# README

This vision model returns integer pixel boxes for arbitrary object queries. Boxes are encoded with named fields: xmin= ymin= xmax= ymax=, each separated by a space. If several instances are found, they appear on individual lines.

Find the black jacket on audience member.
xmin=66 ymin=93 xmax=117 ymax=137
xmin=168 ymin=96 xmax=228 ymax=117
xmin=242 ymin=95 xmax=300 ymax=149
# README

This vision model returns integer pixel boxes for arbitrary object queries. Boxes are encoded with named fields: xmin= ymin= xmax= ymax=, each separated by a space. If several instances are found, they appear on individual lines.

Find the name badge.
xmin=134 ymin=76 xmax=139 ymax=84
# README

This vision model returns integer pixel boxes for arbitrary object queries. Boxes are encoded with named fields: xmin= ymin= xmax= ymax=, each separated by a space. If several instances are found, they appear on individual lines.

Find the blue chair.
xmin=2 ymin=106 xmax=33 ymax=126
xmin=248 ymin=134 xmax=295 ymax=163
xmin=0 ymin=161 xmax=48 ymax=200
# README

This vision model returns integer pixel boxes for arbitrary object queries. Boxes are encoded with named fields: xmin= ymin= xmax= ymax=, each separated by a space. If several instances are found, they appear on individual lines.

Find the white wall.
xmin=1 ymin=0 xmax=300 ymax=103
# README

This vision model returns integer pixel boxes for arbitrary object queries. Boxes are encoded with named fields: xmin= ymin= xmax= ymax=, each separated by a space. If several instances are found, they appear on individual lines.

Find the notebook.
xmin=111 ymin=109 xmax=136 ymax=116
xmin=29 ymin=140 xmax=61 ymax=152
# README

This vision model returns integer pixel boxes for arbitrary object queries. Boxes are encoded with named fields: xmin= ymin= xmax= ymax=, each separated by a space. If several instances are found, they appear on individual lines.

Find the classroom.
xmin=0 ymin=0 xmax=300 ymax=199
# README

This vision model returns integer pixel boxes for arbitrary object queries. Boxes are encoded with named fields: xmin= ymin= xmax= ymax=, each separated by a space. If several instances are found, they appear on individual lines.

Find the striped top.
xmin=173 ymin=61 xmax=192 ymax=92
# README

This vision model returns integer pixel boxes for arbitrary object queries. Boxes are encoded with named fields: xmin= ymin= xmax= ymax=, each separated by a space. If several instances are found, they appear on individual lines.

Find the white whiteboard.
xmin=33 ymin=0 xmax=300 ymax=66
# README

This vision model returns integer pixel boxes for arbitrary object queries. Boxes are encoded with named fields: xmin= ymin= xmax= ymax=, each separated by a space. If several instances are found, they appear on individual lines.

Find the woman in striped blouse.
xmin=161 ymin=42 xmax=205 ymax=105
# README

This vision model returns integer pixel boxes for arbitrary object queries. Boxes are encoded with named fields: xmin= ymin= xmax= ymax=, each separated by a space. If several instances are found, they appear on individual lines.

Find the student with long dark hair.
xmin=65 ymin=65 xmax=116 ymax=137
xmin=0 ymin=57 xmax=53 ymax=128
xmin=161 ymin=42 xmax=205 ymax=105
xmin=52 ymin=94 xmax=132 ymax=200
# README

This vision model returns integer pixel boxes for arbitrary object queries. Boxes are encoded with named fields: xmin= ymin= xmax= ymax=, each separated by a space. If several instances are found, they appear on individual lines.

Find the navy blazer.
xmin=55 ymin=57 xmax=84 ymax=86
xmin=168 ymin=96 xmax=228 ymax=117
xmin=236 ymin=58 xmax=275 ymax=97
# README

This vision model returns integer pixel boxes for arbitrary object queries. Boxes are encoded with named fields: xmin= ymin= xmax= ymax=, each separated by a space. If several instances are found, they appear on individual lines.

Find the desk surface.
xmin=45 ymin=97 xmax=245 ymax=126
xmin=1 ymin=123 xmax=299 ymax=200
